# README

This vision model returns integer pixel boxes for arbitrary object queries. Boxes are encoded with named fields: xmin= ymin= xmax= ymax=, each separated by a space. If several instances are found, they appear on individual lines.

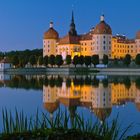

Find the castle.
xmin=43 ymin=12 xmax=140 ymax=60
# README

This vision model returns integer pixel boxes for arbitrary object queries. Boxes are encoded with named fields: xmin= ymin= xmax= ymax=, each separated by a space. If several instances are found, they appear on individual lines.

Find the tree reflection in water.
xmin=1 ymin=74 xmax=140 ymax=122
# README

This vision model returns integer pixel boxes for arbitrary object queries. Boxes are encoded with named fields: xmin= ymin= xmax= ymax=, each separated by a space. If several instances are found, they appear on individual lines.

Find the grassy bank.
xmin=0 ymin=109 xmax=133 ymax=140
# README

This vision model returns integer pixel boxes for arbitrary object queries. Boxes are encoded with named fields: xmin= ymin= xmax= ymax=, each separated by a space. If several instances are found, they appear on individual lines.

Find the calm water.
xmin=0 ymin=74 xmax=140 ymax=136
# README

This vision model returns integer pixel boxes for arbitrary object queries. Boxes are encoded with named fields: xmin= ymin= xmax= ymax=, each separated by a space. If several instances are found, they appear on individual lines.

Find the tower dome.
xmin=93 ymin=15 xmax=112 ymax=35
xmin=43 ymin=101 xmax=59 ymax=114
xmin=44 ymin=22 xmax=59 ymax=39
xmin=136 ymin=30 xmax=140 ymax=39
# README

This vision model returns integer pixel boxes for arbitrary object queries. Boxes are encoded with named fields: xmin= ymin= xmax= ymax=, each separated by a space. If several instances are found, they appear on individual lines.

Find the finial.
xmin=100 ymin=15 xmax=105 ymax=22
xmin=50 ymin=21 xmax=53 ymax=28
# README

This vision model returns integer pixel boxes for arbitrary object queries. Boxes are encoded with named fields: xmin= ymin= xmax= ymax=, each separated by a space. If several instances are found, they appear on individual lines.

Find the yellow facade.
xmin=80 ymin=40 xmax=94 ymax=56
xmin=112 ymin=37 xmax=136 ymax=59
xmin=57 ymin=44 xmax=81 ymax=59
xmin=43 ymin=39 xmax=57 ymax=57
xmin=111 ymin=82 xmax=136 ymax=105
xmin=45 ymin=37 xmax=137 ymax=59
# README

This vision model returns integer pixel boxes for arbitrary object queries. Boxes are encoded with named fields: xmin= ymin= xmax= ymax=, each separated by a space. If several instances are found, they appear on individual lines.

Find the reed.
xmin=0 ymin=109 xmax=132 ymax=140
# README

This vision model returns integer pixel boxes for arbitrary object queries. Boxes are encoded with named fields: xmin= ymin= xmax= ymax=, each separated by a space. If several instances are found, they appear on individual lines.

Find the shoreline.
xmin=1 ymin=67 xmax=140 ymax=75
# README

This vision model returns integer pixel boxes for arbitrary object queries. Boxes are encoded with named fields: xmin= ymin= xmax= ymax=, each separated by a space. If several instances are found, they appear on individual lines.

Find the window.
xmin=103 ymin=41 xmax=106 ymax=44
xmin=104 ymin=46 xmax=105 ymax=50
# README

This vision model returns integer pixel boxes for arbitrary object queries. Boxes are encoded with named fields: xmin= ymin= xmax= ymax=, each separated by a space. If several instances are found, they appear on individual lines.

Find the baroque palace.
xmin=43 ymin=12 xmax=140 ymax=60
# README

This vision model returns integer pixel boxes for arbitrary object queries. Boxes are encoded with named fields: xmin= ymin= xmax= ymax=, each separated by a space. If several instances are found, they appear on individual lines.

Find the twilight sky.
xmin=0 ymin=0 xmax=139 ymax=52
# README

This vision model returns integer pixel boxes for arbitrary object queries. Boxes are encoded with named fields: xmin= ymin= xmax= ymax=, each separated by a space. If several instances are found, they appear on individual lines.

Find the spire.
xmin=72 ymin=10 xmax=74 ymax=23
xmin=69 ymin=11 xmax=77 ymax=36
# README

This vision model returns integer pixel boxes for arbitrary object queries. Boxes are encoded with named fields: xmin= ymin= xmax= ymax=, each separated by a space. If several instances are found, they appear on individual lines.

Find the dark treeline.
xmin=0 ymin=49 xmax=43 ymax=67
xmin=0 ymin=75 xmax=140 ymax=90
xmin=1 ymin=49 xmax=140 ymax=68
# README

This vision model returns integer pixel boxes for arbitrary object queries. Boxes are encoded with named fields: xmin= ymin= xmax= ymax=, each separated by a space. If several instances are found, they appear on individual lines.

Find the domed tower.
xmin=136 ymin=31 xmax=140 ymax=53
xmin=43 ymin=22 xmax=59 ymax=57
xmin=93 ymin=15 xmax=112 ymax=59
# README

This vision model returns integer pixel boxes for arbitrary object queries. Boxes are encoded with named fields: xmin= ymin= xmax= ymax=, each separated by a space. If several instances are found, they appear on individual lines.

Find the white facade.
xmin=93 ymin=34 xmax=112 ymax=59
xmin=0 ymin=63 xmax=11 ymax=71
xmin=136 ymin=39 xmax=140 ymax=54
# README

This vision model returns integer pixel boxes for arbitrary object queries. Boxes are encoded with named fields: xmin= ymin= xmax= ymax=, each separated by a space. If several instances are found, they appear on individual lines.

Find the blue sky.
xmin=0 ymin=0 xmax=139 ymax=51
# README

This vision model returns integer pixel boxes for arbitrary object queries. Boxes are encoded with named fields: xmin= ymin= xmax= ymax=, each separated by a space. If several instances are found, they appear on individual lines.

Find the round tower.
xmin=43 ymin=22 xmax=59 ymax=57
xmin=93 ymin=15 xmax=112 ymax=59
xmin=136 ymin=30 xmax=140 ymax=53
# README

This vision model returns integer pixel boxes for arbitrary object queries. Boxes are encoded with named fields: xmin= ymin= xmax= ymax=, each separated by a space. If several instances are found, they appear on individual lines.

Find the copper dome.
xmin=93 ymin=15 xmax=112 ymax=35
xmin=93 ymin=108 xmax=112 ymax=121
xmin=44 ymin=101 xmax=59 ymax=113
xmin=44 ymin=22 xmax=59 ymax=39
xmin=136 ymin=30 xmax=140 ymax=39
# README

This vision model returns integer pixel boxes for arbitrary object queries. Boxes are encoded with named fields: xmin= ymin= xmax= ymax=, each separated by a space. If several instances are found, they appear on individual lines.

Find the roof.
xmin=136 ymin=103 xmax=140 ymax=112
xmin=136 ymin=30 xmax=140 ymax=39
xmin=59 ymin=97 xmax=80 ymax=107
xmin=58 ymin=34 xmax=80 ymax=45
xmin=0 ymin=58 xmax=11 ymax=64
xmin=113 ymin=36 xmax=135 ymax=44
xmin=93 ymin=21 xmax=112 ymax=35
xmin=43 ymin=101 xmax=59 ymax=113
xmin=93 ymin=108 xmax=112 ymax=121
xmin=44 ymin=27 xmax=59 ymax=40
xmin=79 ymin=33 xmax=92 ymax=41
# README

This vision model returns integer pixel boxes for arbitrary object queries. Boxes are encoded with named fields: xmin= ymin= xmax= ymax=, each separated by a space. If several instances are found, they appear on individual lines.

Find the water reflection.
xmin=1 ymin=74 xmax=140 ymax=121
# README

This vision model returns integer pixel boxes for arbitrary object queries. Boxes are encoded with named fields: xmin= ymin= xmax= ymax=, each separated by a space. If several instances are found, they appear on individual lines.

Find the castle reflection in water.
xmin=43 ymin=75 xmax=140 ymax=121
xmin=0 ymin=74 xmax=140 ymax=121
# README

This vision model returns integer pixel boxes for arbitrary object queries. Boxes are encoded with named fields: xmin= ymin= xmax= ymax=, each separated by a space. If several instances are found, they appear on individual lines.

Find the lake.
xmin=0 ymin=74 xmax=140 ymax=136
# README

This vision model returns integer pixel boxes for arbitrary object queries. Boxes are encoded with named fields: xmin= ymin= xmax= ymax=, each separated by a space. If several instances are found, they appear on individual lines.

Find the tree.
xmin=92 ymin=55 xmax=99 ymax=67
xmin=55 ymin=55 xmax=63 ymax=67
xmin=66 ymin=55 xmax=71 ymax=67
xmin=48 ymin=55 xmax=55 ymax=67
xmin=102 ymin=54 xmax=108 ymax=66
xmin=12 ymin=55 xmax=19 ymax=68
xmin=135 ymin=54 xmax=140 ymax=65
xmin=123 ymin=77 xmax=131 ymax=90
xmin=19 ymin=56 xmax=28 ymax=68
xmin=38 ymin=56 xmax=43 ymax=66
xmin=79 ymin=55 xmax=84 ymax=66
xmin=84 ymin=56 xmax=91 ymax=67
xmin=102 ymin=79 xmax=109 ymax=88
xmin=123 ymin=54 xmax=131 ymax=66
xmin=43 ymin=56 xmax=48 ymax=67
xmin=73 ymin=55 xmax=79 ymax=67
xmin=114 ymin=58 xmax=119 ymax=65
xmin=29 ymin=55 xmax=37 ymax=67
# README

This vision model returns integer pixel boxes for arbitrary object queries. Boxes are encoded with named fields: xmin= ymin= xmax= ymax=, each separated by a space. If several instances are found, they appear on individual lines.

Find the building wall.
xmin=0 ymin=63 xmax=11 ymax=71
xmin=112 ymin=38 xmax=136 ymax=59
xmin=57 ymin=44 xmax=81 ymax=59
xmin=43 ymin=39 xmax=57 ymax=57
xmin=92 ymin=34 xmax=112 ymax=59
xmin=136 ymin=39 xmax=140 ymax=54
xmin=80 ymin=40 xmax=94 ymax=56
xmin=43 ymin=36 xmax=139 ymax=60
